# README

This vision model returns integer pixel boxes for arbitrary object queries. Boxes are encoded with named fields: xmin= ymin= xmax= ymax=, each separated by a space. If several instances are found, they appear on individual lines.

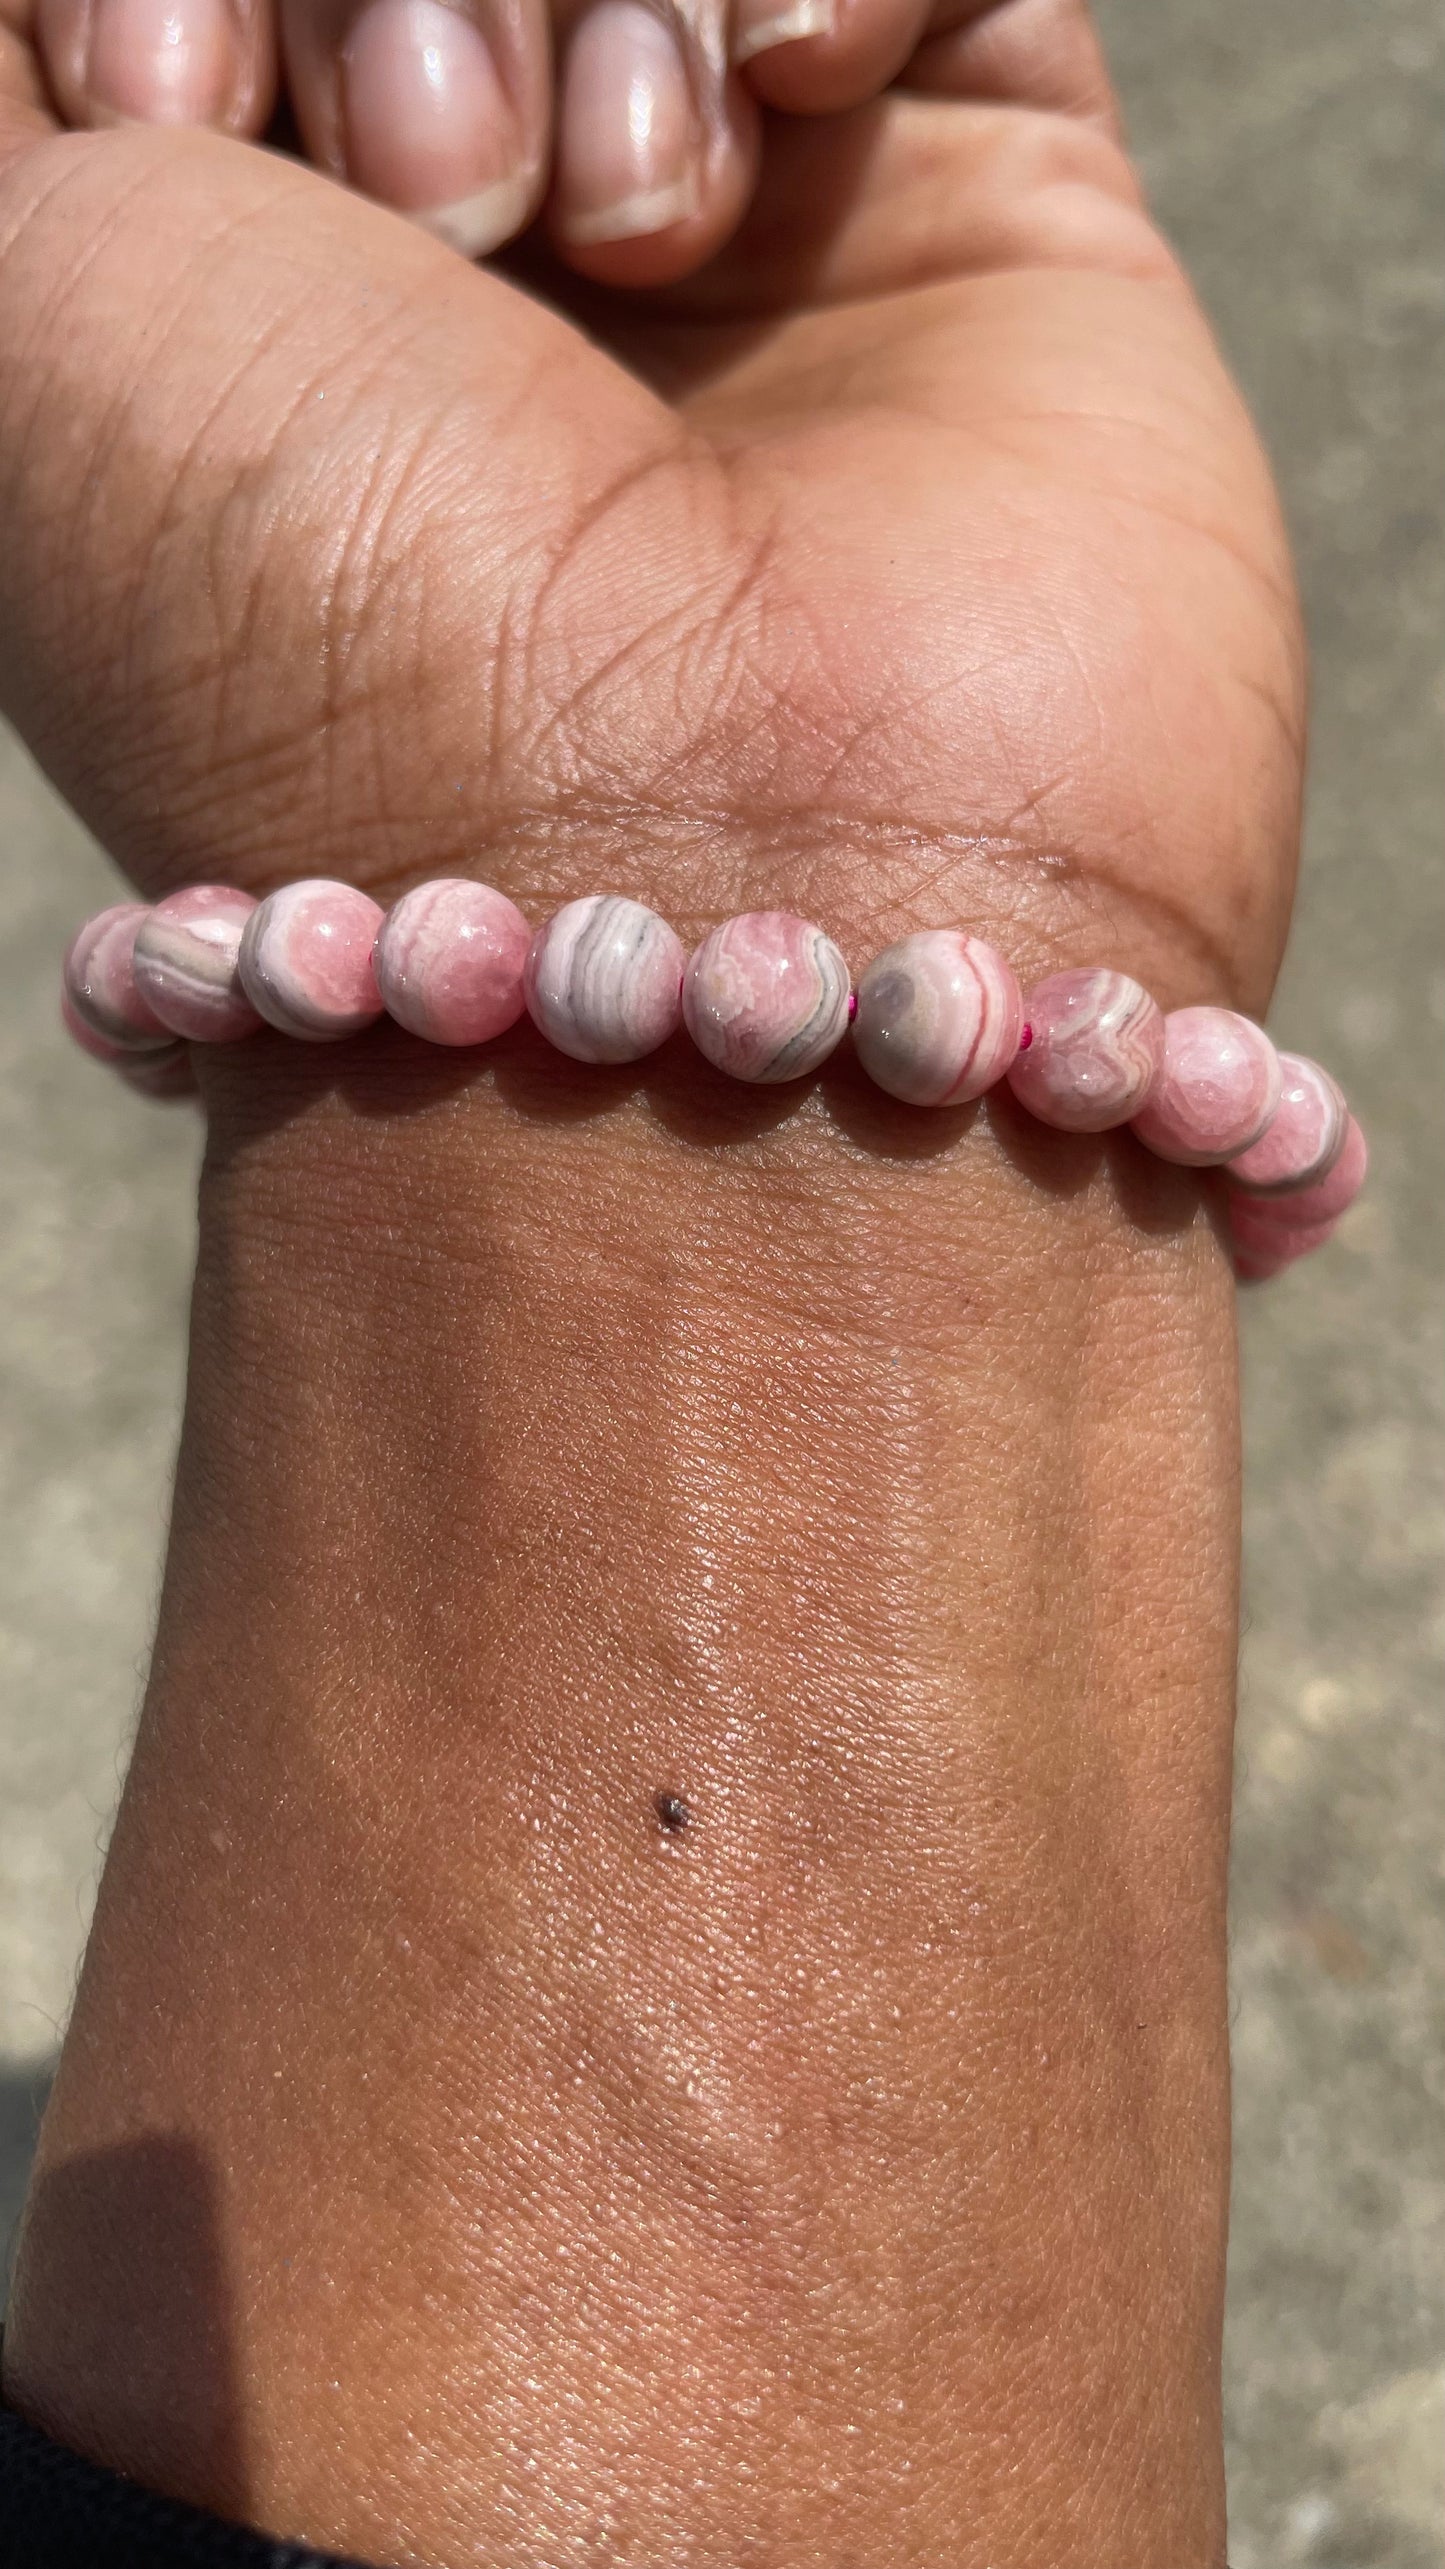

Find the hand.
xmin=0 ymin=10 xmax=1301 ymax=1022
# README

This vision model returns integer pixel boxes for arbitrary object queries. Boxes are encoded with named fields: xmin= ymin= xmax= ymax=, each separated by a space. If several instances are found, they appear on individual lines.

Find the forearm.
xmin=5 ymin=1020 xmax=1239 ymax=2567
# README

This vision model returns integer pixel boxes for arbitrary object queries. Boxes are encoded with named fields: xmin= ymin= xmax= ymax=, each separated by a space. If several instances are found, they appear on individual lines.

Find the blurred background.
xmin=1 ymin=0 xmax=1441 ymax=2558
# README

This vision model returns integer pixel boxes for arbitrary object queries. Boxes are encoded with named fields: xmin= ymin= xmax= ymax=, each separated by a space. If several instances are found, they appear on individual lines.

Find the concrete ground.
xmin=1 ymin=0 xmax=1441 ymax=2557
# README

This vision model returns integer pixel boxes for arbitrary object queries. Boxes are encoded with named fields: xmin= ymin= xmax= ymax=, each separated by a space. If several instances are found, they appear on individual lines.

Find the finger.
xmin=901 ymin=0 xmax=1117 ymax=128
xmin=547 ymin=0 xmax=759 ymax=288
xmin=280 ymin=0 xmax=549 ymax=255
xmin=34 ymin=0 xmax=275 ymax=134
xmin=732 ymin=0 xmax=932 ymax=115
xmin=599 ymin=92 xmax=1165 ymax=333
xmin=735 ymin=0 xmax=1115 ymax=129
xmin=0 ymin=16 xmax=53 ymax=115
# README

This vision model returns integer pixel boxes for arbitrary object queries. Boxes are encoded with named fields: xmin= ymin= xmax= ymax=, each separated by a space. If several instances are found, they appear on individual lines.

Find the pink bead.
xmin=1225 ymin=1053 xmax=1347 ymax=1193
xmin=1228 ymin=1195 xmax=1338 ymax=1272
xmin=238 ymin=880 xmax=386 ymax=1041
xmin=61 ymin=987 xmax=134 ymax=1066
xmin=1234 ymin=1115 xmax=1368 ymax=1232
xmin=62 ymin=987 xmax=195 ymax=1099
xmin=1233 ymin=1245 xmax=1297 ymax=1286
xmin=133 ymin=885 xmax=261 ymax=1042
xmin=1130 ymin=1007 xmax=1282 ymax=1165
xmin=852 ymin=932 xmax=1022 ymax=1106
xmin=683 ymin=912 xmax=851 ymax=1083
xmin=524 ymin=895 xmax=684 ymax=1064
xmin=1005 ymin=968 xmax=1163 ymax=1131
xmin=63 ymin=904 xmax=170 ymax=1052
xmin=1230 ymin=1110 xmax=1367 ymax=1277
xmin=1226 ymin=1119 xmax=1367 ymax=1283
xmin=117 ymin=1044 xmax=198 ymax=1103
xmin=376 ymin=879 xmax=531 ymax=1047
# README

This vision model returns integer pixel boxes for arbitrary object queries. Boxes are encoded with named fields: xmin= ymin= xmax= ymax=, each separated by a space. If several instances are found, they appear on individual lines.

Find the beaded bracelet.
xmin=61 ymin=881 xmax=1366 ymax=1286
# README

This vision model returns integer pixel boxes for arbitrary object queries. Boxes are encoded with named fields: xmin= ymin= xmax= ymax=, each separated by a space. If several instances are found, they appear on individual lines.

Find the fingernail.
xmin=85 ymin=0 xmax=238 ymax=123
xmin=342 ymin=0 xmax=527 ymax=250
xmin=732 ymin=0 xmax=832 ymax=63
xmin=555 ymin=0 xmax=699 ymax=247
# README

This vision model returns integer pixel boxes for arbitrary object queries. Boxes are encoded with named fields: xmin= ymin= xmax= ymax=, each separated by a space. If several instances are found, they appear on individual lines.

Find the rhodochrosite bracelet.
xmin=62 ymin=881 xmax=1367 ymax=1285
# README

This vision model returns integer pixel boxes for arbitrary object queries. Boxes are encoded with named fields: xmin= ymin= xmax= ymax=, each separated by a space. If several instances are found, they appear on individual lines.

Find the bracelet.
xmin=61 ymin=880 xmax=1366 ymax=1285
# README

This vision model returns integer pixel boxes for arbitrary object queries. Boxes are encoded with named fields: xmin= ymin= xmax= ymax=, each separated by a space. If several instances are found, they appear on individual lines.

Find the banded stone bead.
xmin=1232 ymin=1238 xmax=1316 ymax=1286
xmin=1270 ymin=1114 xmax=1368 ymax=1226
xmin=524 ymin=895 xmax=684 ymax=1063
xmin=1234 ymin=1116 xmax=1367 ymax=1235
xmin=117 ymin=1044 xmax=198 ymax=1102
xmin=1226 ymin=1119 xmax=1367 ymax=1281
xmin=683 ymin=912 xmax=851 ymax=1084
xmin=63 ymin=904 xmax=170 ymax=1052
xmin=1130 ymin=1007 xmax=1281 ymax=1166
xmin=852 ymin=932 xmax=1022 ymax=1106
xmin=238 ymin=881 xmax=386 ymax=1041
xmin=376 ymin=880 xmax=531 ymax=1046
xmin=61 ymin=988 xmax=135 ymax=1067
xmin=61 ymin=986 xmax=199 ymax=1098
xmin=1006 ymin=968 xmax=1163 ymax=1132
xmin=133 ymin=885 xmax=261 ymax=1042
xmin=1227 ymin=1196 xmax=1338 ymax=1279
xmin=1225 ymin=1053 xmax=1348 ymax=1194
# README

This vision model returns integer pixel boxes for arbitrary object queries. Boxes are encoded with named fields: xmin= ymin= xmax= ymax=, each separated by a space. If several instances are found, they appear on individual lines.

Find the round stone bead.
xmin=1232 ymin=1239 xmax=1312 ymax=1286
xmin=1235 ymin=1115 xmax=1367 ymax=1233
xmin=376 ymin=879 xmax=531 ymax=1046
xmin=117 ymin=1043 xmax=198 ymax=1102
xmin=524 ymin=895 xmax=684 ymax=1063
xmin=61 ymin=987 xmax=135 ymax=1066
xmin=852 ymin=932 xmax=1022 ymax=1106
xmin=238 ymin=880 xmax=386 ymax=1040
xmin=683 ymin=912 xmax=851 ymax=1084
xmin=1130 ymin=1007 xmax=1282 ymax=1166
xmin=133 ymin=885 xmax=261 ymax=1042
xmin=1224 ymin=1052 xmax=1347 ymax=1194
xmin=1227 ymin=1194 xmax=1338 ymax=1278
xmin=63 ymin=904 xmax=170 ymax=1052
xmin=1005 ymin=968 xmax=1164 ymax=1132
xmin=61 ymin=987 xmax=198 ymax=1100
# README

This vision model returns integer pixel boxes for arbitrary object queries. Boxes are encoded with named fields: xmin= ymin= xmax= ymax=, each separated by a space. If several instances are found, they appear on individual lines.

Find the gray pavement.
xmin=1 ymin=0 xmax=1441 ymax=2557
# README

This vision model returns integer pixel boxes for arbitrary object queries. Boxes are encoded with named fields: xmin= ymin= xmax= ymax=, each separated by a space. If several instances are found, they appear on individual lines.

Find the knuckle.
xmin=986 ymin=103 xmax=1134 ymax=208
xmin=979 ymin=110 xmax=1180 ymax=282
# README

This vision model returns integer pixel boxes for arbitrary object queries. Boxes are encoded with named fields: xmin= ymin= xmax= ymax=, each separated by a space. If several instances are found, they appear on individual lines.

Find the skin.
xmin=23 ymin=0 xmax=1119 ymax=285
xmin=0 ymin=6 xmax=1305 ymax=2560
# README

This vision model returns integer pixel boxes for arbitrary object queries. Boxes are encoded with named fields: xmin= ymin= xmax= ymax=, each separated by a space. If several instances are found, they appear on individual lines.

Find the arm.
xmin=7 ymin=1018 xmax=1238 ymax=2566
xmin=0 ymin=0 xmax=1302 ymax=2548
